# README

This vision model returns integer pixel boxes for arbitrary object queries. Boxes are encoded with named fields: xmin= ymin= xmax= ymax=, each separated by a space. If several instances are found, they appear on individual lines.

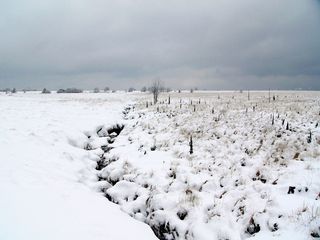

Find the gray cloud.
xmin=0 ymin=0 xmax=319 ymax=90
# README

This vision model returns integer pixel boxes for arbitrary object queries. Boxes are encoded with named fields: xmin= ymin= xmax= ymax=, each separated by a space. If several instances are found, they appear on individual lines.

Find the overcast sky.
xmin=1 ymin=0 xmax=320 ymax=90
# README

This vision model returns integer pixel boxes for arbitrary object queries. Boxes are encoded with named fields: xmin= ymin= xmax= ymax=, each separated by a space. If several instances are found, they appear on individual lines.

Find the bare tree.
xmin=150 ymin=80 xmax=162 ymax=104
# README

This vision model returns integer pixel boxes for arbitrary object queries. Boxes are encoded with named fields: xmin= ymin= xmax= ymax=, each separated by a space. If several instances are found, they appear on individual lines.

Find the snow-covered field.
xmin=1 ymin=91 xmax=320 ymax=240
xmin=0 ymin=92 xmax=157 ymax=240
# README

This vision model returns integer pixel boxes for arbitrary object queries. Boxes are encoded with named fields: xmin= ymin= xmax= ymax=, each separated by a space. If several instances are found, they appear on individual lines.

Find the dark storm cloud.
xmin=0 ymin=0 xmax=319 ymax=90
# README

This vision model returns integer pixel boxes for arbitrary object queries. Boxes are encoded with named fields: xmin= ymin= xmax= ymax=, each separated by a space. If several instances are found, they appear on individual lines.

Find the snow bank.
xmin=0 ymin=92 xmax=157 ymax=240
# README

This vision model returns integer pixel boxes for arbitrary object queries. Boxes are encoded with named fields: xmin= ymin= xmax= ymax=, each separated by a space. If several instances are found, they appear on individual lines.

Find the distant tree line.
xmin=57 ymin=88 xmax=83 ymax=93
xmin=0 ymin=88 xmax=17 ymax=93
xmin=0 ymin=85 xmax=203 ymax=96
xmin=92 ymin=87 xmax=112 ymax=93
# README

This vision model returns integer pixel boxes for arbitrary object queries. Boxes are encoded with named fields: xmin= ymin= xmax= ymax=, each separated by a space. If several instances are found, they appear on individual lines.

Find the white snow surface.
xmin=1 ymin=91 xmax=320 ymax=240
xmin=0 ymin=92 xmax=157 ymax=240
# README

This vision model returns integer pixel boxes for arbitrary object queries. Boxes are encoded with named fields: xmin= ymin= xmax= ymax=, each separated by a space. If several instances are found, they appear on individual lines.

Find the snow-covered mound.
xmin=85 ymin=91 xmax=320 ymax=240
xmin=0 ymin=92 xmax=157 ymax=240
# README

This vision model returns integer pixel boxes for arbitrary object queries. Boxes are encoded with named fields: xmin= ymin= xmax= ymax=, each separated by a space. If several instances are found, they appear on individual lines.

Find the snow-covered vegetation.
xmin=1 ymin=91 xmax=319 ymax=240
xmin=82 ymin=91 xmax=320 ymax=240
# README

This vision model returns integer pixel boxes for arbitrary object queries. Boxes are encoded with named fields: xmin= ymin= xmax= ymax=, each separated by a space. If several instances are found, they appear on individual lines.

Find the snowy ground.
xmin=1 ymin=91 xmax=319 ymax=240
xmin=0 ymin=92 xmax=157 ymax=240
xmin=84 ymin=91 xmax=320 ymax=240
